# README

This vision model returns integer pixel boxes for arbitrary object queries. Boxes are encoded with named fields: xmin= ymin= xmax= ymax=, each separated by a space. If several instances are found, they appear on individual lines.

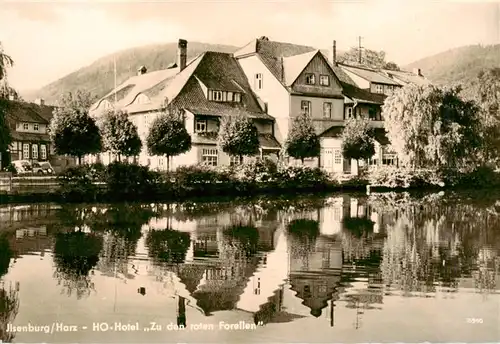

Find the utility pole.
xmin=358 ymin=36 xmax=364 ymax=64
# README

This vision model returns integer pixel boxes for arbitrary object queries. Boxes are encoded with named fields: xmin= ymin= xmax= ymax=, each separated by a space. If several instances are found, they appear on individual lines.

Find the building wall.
xmin=236 ymin=55 xmax=290 ymax=143
xmin=290 ymin=96 xmax=344 ymax=121
xmin=15 ymin=122 xmax=48 ymax=134
xmin=10 ymin=141 xmax=50 ymax=161
xmin=291 ymin=54 xmax=344 ymax=96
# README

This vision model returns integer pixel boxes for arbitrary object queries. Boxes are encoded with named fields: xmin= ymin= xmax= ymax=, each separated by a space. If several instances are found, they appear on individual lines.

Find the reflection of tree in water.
xmin=287 ymin=219 xmax=319 ymax=260
xmin=341 ymin=216 xmax=378 ymax=263
xmin=94 ymin=205 xmax=154 ymax=277
xmin=53 ymin=231 xmax=103 ymax=299
xmin=0 ymin=234 xmax=19 ymax=343
xmin=146 ymin=228 xmax=191 ymax=264
xmin=223 ymin=224 xmax=259 ymax=258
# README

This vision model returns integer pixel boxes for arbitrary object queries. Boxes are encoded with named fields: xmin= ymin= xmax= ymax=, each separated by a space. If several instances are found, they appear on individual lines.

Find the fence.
xmin=0 ymin=173 xmax=60 ymax=194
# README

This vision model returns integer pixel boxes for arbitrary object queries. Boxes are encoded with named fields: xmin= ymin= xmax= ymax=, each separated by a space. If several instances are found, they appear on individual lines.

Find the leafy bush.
xmin=104 ymin=162 xmax=161 ymax=199
xmin=439 ymin=165 xmax=500 ymax=188
xmin=368 ymin=166 xmax=443 ymax=188
xmin=58 ymin=163 xmax=105 ymax=200
xmin=235 ymin=158 xmax=278 ymax=183
xmin=276 ymin=166 xmax=331 ymax=190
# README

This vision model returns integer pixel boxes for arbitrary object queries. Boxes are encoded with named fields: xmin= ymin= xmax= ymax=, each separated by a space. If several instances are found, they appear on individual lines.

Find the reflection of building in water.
xmin=236 ymin=227 xmax=288 ymax=312
xmin=9 ymin=226 xmax=51 ymax=256
xmin=0 ymin=204 xmax=60 ymax=231
xmin=288 ymin=235 xmax=343 ymax=317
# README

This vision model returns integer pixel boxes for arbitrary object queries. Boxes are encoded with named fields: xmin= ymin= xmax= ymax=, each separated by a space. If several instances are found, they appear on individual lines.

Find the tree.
xmin=285 ymin=112 xmax=320 ymax=164
xmin=99 ymin=109 xmax=142 ymax=161
xmin=50 ymin=107 xmax=102 ymax=165
xmin=57 ymin=90 xmax=98 ymax=113
xmin=382 ymin=84 xmax=483 ymax=170
xmin=217 ymin=114 xmax=260 ymax=164
xmin=339 ymin=47 xmax=389 ymax=69
xmin=0 ymin=99 xmax=12 ymax=167
xmin=341 ymin=117 xmax=376 ymax=171
xmin=461 ymin=68 xmax=500 ymax=165
xmin=384 ymin=61 xmax=401 ymax=71
xmin=146 ymin=112 xmax=191 ymax=171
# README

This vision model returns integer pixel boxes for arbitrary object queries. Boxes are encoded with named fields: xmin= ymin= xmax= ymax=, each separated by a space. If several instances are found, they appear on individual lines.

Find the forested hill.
xmin=404 ymin=44 xmax=500 ymax=86
xmin=22 ymin=42 xmax=239 ymax=104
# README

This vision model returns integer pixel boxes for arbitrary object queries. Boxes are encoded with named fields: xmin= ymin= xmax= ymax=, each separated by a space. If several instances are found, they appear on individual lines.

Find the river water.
xmin=0 ymin=192 xmax=499 ymax=343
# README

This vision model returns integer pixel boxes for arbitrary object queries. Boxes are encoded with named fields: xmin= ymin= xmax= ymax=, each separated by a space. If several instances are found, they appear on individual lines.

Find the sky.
xmin=0 ymin=0 xmax=499 ymax=91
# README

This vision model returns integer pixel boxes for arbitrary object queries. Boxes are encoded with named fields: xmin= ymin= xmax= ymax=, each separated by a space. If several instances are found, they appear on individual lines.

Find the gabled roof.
xmin=161 ymin=51 xmax=272 ymax=120
xmin=2 ymin=100 xmax=54 ymax=125
xmin=381 ymin=69 xmax=431 ymax=86
xmin=339 ymin=63 xmax=401 ymax=86
xmin=282 ymin=50 xmax=319 ymax=86
xmin=235 ymin=38 xmax=318 ymax=85
xmin=235 ymin=38 xmax=382 ymax=105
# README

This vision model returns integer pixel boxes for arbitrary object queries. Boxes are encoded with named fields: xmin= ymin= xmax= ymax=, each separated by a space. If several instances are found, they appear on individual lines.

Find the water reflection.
xmin=0 ymin=192 xmax=499 ymax=342
xmin=0 ymin=234 xmax=19 ymax=343
xmin=53 ymin=231 xmax=103 ymax=299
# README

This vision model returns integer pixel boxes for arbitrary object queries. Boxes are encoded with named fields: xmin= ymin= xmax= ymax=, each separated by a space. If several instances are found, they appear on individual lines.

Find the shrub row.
xmin=58 ymin=159 xmax=339 ymax=202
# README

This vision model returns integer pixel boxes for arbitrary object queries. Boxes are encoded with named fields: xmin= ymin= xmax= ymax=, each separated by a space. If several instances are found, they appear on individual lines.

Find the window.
xmin=227 ymin=92 xmax=233 ymax=102
xmin=320 ymin=75 xmax=330 ymax=86
xmin=323 ymin=102 xmax=332 ymax=118
xmin=234 ymin=93 xmax=241 ymax=102
xmin=230 ymin=155 xmax=241 ymax=166
xmin=375 ymin=84 xmax=384 ymax=94
xmin=40 ymin=145 xmax=47 ymax=160
xmin=213 ymin=91 xmax=223 ymax=101
xmin=334 ymin=150 xmax=342 ymax=164
xmin=34 ymin=124 xmax=39 ymax=131
xmin=301 ymin=100 xmax=311 ymax=115
xmin=345 ymin=107 xmax=353 ymax=119
xmin=202 ymin=148 xmax=218 ymax=166
xmin=305 ymin=73 xmax=315 ymax=85
xmin=135 ymin=94 xmax=150 ymax=104
xmin=23 ymin=123 xmax=29 ymax=130
xmin=23 ymin=144 xmax=29 ymax=159
xmin=255 ymin=73 xmax=263 ymax=90
xmin=32 ymin=145 xmax=38 ymax=160
xmin=196 ymin=120 xmax=207 ymax=133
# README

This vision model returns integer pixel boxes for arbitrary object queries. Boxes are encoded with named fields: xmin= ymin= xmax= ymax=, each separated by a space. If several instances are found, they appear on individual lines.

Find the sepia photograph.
xmin=0 ymin=0 xmax=499 ymax=342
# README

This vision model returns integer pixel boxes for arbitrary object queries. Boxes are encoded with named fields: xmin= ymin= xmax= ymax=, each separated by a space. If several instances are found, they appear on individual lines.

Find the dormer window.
xmin=134 ymin=94 xmax=150 ymax=104
xmin=23 ymin=123 xmax=29 ymax=130
xmin=213 ymin=91 xmax=223 ymax=101
xmin=34 ymin=124 xmax=39 ymax=131
xmin=305 ymin=73 xmax=316 ymax=85
xmin=195 ymin=120 xmax=207 ymax=133
xmin=100 ymin=100 xmax=112 ymax=110
xmin=208 ymin=90 xmax=241 ymax=103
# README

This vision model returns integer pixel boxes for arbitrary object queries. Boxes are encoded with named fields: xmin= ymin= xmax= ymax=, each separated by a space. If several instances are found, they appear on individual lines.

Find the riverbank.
xmin=1 ymin=162 xmax=497 ymax=205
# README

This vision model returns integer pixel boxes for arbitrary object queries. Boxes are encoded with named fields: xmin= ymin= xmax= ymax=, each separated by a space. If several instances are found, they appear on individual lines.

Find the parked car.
xmin=38 ymin=161 xmax=55 ymax=175
xmin=10 ymin=160 xmax=52 ymax=174
xmin=11 ymin=160 xmax=33 ymax=174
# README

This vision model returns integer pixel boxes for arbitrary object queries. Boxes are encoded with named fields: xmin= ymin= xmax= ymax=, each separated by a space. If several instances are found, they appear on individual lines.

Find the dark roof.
xmin=235 ymin=38 xmax=386 ymax=105
xmin=312 ymin=119 xmax=344 ymax=136
xmin=3 ymin=100 xmax=53 ymax=124
xmin=11 ymin=131 xmax=50 ymax=142
xmin=341 ymin=82 xmax=387 ymax=104
xmin=171 ymin=52 xmax=272 ymax=120
xmin=339 ymin=63 xmax=401 ymax=86
xmin=371 ymin=127 xmax=390 ymax=145
xmin=258 ymin=133 xmax=281 ymax=149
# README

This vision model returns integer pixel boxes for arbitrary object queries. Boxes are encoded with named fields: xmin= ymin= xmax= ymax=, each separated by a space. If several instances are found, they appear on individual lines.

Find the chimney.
xmin=34 ymin=98 xmax=45 ymax=106
xmin=177 ymin=39 xmax=188 ymax=71
xmin=413 ymin=68 xmax=422 ymax=77
xmin=332 ymin=40 xmax=337 ymax=66
xmin=137 ymin=66 xmax=147 ymax=76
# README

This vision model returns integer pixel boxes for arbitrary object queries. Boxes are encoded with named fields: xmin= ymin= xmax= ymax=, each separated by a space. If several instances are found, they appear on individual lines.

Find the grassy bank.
xmin=1 ymin=161 xmax=497 ymax=205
